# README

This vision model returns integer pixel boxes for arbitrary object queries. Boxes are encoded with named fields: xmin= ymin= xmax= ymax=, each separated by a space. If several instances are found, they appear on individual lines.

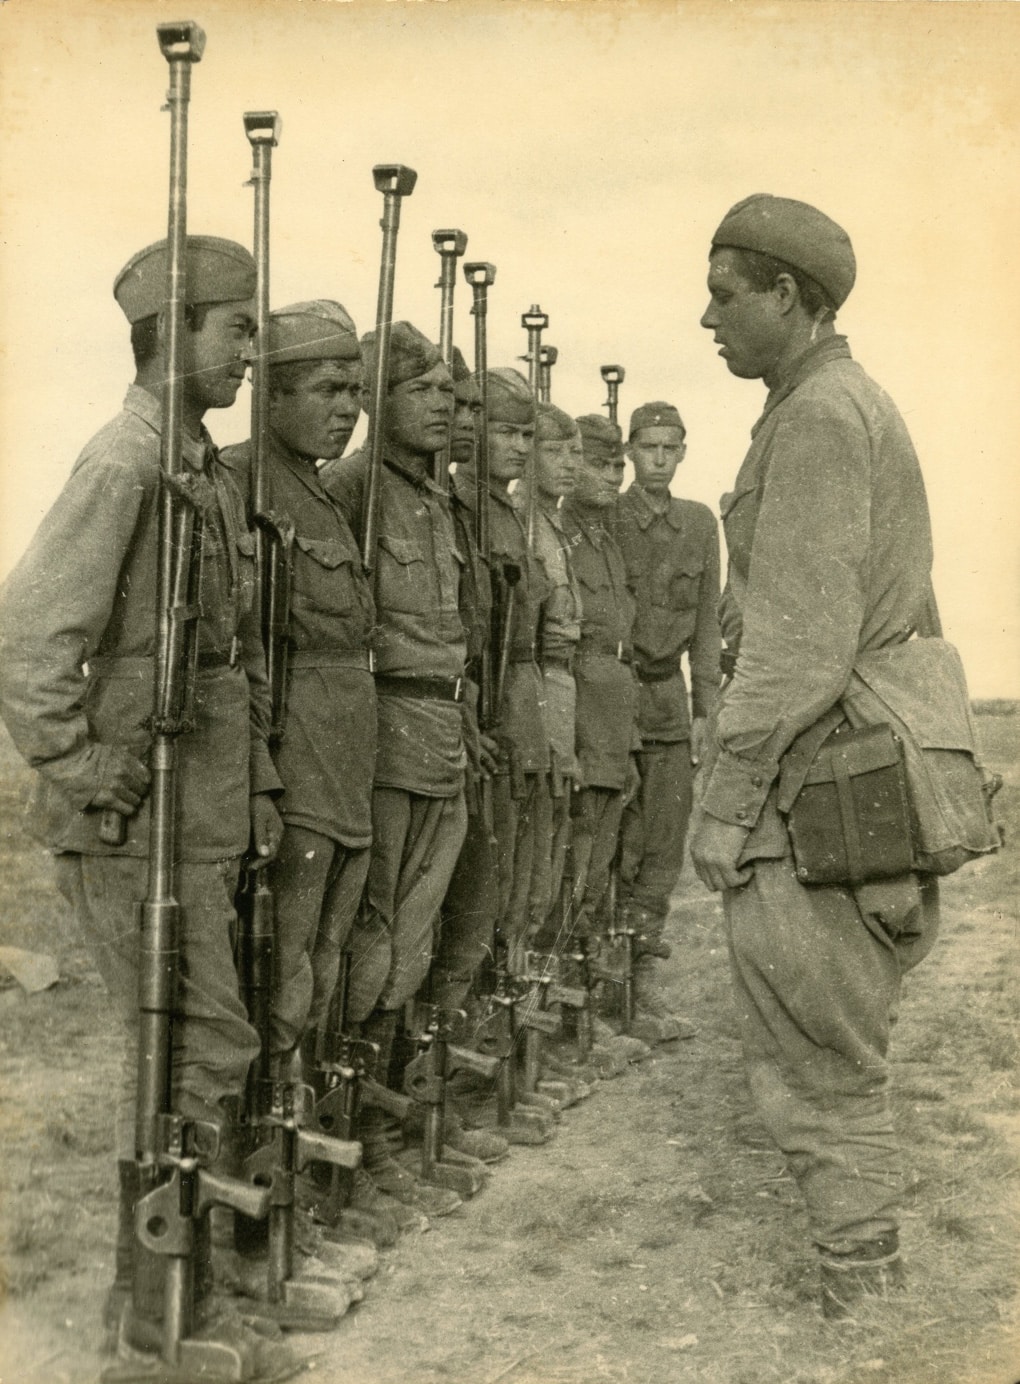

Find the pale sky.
xmin=1 ymin=0 xmax=1017 ymax=696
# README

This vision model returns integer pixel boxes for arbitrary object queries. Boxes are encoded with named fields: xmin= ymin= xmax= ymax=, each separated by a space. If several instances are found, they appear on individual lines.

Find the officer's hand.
xmin=478 ymin=732 xmax=501 ymax=779
xmin=690 ymin=717 xmax=709 ymax=768
xmin=250 ymin=793 xmax=284 ymax=860
xmin=90 ymin=746 xmax=151 ymax=816
xmin=622 ymin=754 xmax=641 ymax=808
xmin=690 ymin=816 xmax=753 ymax=892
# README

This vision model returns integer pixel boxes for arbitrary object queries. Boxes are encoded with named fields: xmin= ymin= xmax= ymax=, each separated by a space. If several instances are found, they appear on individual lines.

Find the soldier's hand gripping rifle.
xmin=360 ymin=165 xmax=418 ymax=582
xmin=431 ymin=229 xmax=467 ymax=492
xmin=112 ymin=27 xmax=272 ymax=1380
xmin=230 ymin=112 xmax=361 ymax=1336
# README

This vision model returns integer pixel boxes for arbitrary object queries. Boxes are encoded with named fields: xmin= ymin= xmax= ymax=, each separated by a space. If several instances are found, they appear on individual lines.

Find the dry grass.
xmin=0 ymin=717 xmax=1017 ymax=1383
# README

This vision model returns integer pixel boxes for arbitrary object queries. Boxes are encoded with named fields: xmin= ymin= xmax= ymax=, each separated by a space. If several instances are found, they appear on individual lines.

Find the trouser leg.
xmin=433 ymin=805 xmax=499 ymax=1012
xmin=620 ymin=740 xmax=693 ymax=931
xmin=725 ymin=858 xmax=940 ymax=1251
xmin=55 ymin=852 xmax=259 ymax=1159
xmin=352 ymin=785 xmax=468 ymax=1018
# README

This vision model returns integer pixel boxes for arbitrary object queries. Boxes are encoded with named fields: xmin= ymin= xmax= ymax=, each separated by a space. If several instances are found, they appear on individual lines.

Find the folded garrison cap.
xmin=114 ymin=236 xmax=256 ymax=323
xmin=360 ymin=321 xmax=444 ymax=392
xmin=711 ymin=194 xmax=856 ymax=308
xmin=486 ymin=368 xmax=536 ymax=426
xmin=575 ymin=413 xmax=624 ymax=461
xmin=269 ymin=301 xmax=361 ymax=364
xmin=535 ymin=402 xmax=579 ymax=443
xmin=451 ymin=346 xmax=473 ymax=384
xmin=628 ymin=401 xmax=685 ymax=438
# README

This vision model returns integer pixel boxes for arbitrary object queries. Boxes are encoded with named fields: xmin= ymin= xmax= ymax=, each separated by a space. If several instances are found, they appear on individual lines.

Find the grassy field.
xmin=0 ymin=716 xmax=1017 ymax=1384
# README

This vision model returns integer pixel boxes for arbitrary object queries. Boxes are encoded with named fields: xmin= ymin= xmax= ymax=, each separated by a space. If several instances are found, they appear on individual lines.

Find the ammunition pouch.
xmin=781 ymin=638 xmax=1002 ymax=886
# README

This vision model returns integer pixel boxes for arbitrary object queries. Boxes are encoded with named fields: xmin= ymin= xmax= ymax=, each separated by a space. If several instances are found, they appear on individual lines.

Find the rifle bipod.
xmin=234 ymin=1078 xmax=362 ymax=1332
xmin=594 ymin=912 xmax=638 ymax=1035
xmin=103 ymin=1116 xmax=272 ymax=1384
xmin=401 ymin=1004 xmax=491 ymax=1198
xmin=471 ymin=973 xmax=556 ymax=1145
xmin=514 ymin=952 xmax=583 ymax=1111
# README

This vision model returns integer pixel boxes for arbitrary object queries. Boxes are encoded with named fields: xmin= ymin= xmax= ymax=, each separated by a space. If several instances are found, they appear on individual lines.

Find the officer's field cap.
xmin=575 ymin=414 xmax=624 ymax=462
xmin=269 ymin=301 xmax=361 ymax=365
xmin=486 ymin=368 xmax=536 ymax=426
xmin=628 ymin=401 xmax=685 ymax=440
xmin=711 ymin=194 xmax=856 ymax=309
xmin=360 ymin=321 xmax=445 ymax=394
xmin=114 ymin=236 xmax=256 ymax=324
xmin=535 ymin=402 xmax=578 ymax=443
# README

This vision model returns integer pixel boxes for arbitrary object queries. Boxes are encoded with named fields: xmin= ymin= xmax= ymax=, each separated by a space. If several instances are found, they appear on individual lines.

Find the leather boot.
xmin=628 ymin=956 xmax=697 ymax=1046
xmin=820 ymin=1232 xmax=906 ymax=1320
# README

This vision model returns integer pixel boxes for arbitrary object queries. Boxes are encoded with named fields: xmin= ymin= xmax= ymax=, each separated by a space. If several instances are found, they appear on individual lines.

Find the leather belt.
xmin=542 ymin=654 xmax=574 ymax=673
xmin=88 ymin=642 xmax=240 ymax=675
xmin=637 ymin=660 xmax=681 ymax=685
xmin=375 ymin=674 xmax=465 ymax=704
xmin=288 ymin=648 xmax=375 ymax=672
xmin=576 ymin=642 xmax=632 ymax=665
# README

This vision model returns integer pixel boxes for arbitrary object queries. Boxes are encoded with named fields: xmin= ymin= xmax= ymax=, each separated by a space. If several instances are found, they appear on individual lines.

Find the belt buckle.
xmin=453 ymin=676 xmax=464 ymax=703
xmin=617 ymin=641 xmax=623 ymax=662
xmin=229 ymin=636 xmax=240 ymax=669
xmin=367 ymin=649 xmax=377 ymax=674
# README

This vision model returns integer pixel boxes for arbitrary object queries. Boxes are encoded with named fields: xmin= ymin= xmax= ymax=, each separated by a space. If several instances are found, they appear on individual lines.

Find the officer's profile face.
xmin=487 ymin=420 xmax=535 ymax=484
xmin=699 ymin=248 xmax=783 ymax=381
xmin=385 ymin=363 xmax=455 ymax=456
xmin=574 ymin=448 xmax=623 ymax=508
xmin=535 ymin=435 xmax=579 ymax=500
xmin=628 ymin=426 xmax=686 ymax=494
xmin=180 ymin=299 xmax=257 ymax=412
xmin=270 ymin=360 xmax=365 ymax=462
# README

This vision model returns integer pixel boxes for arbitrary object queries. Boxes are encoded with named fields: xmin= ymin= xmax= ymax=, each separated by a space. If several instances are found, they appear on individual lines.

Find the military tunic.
xmin=220 ymin=435 xmax=377 ymax=1054
xmin=701 ymin=335 xmax=940 ymax=1251
xmin=615 ymin=485 xmax=721 ymax=923
xmin=0 ymin=384 xmax=273 ymax=1153
xmin=515 ymin=491 xmax=583 ymax=935
xmin=321 ymin=449 xmax=467 ymax=1019
xmin=557 ymin=501 xmax=638 ymax=931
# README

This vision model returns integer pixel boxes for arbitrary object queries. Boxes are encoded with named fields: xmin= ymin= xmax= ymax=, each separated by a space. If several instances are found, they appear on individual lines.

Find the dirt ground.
xmin=0 ymin=715 xmax=1018 ymax=1384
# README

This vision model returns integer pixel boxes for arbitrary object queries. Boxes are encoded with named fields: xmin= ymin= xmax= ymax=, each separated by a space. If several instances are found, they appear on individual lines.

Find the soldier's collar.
xmin=383 ymin=451 xmax=445 ymax=495
xmin=123 ymin=383 xmax=215 ymax=473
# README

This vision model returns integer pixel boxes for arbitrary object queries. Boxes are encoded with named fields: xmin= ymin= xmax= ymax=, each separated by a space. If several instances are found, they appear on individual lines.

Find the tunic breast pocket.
xmin=378 ymin=534 xmax=431 ymax=615
xmin=668 ymin=560 xmax=704 ymax=611
xmin=292 ymin=536 xmax=360 ymax=615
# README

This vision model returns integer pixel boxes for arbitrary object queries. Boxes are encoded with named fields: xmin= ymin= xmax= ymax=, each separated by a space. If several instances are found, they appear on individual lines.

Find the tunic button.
xmin=735 ymin=808 xmax=748 ymax=821
xmin=751 ymin=775 xmax=763 ymax=788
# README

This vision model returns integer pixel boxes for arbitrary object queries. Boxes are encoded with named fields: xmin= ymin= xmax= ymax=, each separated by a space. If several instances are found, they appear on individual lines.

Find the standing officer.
xmin=0 ymin=238 xmax=294 ymax=1371
xmin=691 ymin=195 xmax=940 ymax=1316
xmin=220 ymin=300 xmax=376 ymax=1082
xmin=321 ymin=322 xmax=467 ymax=1217
xmin=615 ymin=401 xmax=720 ymax=1040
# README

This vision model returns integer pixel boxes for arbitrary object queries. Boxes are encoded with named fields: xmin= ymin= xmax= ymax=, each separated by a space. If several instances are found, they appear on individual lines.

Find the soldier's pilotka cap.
xmin=486 ymin=368 xmax=536 ymax=426
xmin=269 ymin=300 xmax=361 ymax=364
xmin=711 ymin=194 xmax=856 ymax=309
xmin=113 ymin=236 xmax=256 ymax=323
xmin=360 ymin=321 xmax=445 ymax=394
xmin=628 ymin=401 xmax=686 ymax=439
xmin=535 ymin=402 xmax=578 ymax=442
xmin=575 ymin=413 xmax=624 ymax=461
